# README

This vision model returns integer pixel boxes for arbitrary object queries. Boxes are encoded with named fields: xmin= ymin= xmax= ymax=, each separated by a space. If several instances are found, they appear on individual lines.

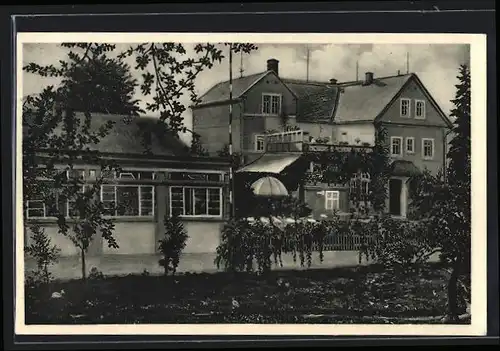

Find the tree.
xmin=23 ymin=42 xmax=257 ymax=279
xmin=159 ymin=214 xmax=189 ymax=276
xmin=190 ymin=132 xmax=209 ymax=156
xmin=408 ymin=65 xmax=471 ymax=321
xmin=118 ymin=42 xmax=258 ymax=149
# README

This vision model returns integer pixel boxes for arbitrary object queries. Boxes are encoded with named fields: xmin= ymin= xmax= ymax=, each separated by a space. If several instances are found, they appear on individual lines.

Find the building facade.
xmin=24 ymin=113 xmax=231 ymax=257
xmin=192 ymin=58 xmax=453 ymax=219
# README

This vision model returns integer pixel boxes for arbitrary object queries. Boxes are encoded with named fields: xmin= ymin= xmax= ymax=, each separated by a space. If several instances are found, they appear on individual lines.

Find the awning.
xmin=391 ymin=160 xmax=421 ymax=177
xmin=236 ymin=154 xmax=302 ymax=174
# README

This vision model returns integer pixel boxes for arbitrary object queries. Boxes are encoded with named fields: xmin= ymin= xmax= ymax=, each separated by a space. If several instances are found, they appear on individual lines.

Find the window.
xmin=170 ymin=187 xmax=222 ymax=217
xmin=100 ymin=185 xmax=155 ymax=217
xmin=25 ymin=182 xmax=60 ymax=219
xmin=406 ymin=137 xmax=415 ymax=154
xmin=168 ymin=172 xmax=222 ymax=182
xmin=255 ymin=135 xmax=265 ymax=151
xmin=422 ymin=138 xmax=435 ymax=159
xmin=66 ymin=169 xmax=85 ymax=181
xmin=89 ymin=170 xmax=96 ymax=178
xmin=391 ymin=137 xmax=403 ymax=156
xmin=325 ymin=191 xmax=340 ymax=210
xmin=400 ymin=98 xmax=411 ymax=117
xmin=118 ymin=170 xmax=156 ymax=180
xmin=415 ymin=100 xmax=426 ymax=119
xmin=262 ymin=93 xmax=281 ymax=115
xmin=349 ymin=172 xmax=371 ymax=196
xmin=67 ymin=185 xmax=90 ymax=218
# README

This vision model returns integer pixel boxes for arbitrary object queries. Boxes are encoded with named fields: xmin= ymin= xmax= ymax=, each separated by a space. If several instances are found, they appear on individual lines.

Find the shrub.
xmin=158 ymin=214 xmax=189 ymax=276
xmin=25 ymin=225 xmax=61 ymax=286
xmin=215 ymin=218 xmax=328 ymax=274
xmin=359 ymin=215 xmax=436 ymax=273
xmin=88 ymin=267 xmax=105 ymax=280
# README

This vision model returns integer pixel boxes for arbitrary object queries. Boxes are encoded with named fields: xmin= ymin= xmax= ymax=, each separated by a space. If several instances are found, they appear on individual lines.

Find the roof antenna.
xmin=239 ymin=51 xmax=244 ymax=78
xmin=356 ymin=60 xmax=359 ymax=81
xmin=406 ymin=51 xmax=410 ymax=74
xmin=306 ymin=46 xmax=310 ymax=82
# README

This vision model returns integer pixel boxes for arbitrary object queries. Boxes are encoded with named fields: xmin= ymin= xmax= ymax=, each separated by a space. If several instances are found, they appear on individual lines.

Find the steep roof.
xmin=334 ymin=74 xmax=413 ymax=123
xmin=282 ymin=79 xmax=339 ymax=122
xmin=23 ymin=111 xmax=191 ymax=157
xmin=197 ymin=71 xmax=269 ymax=105
xmin=194 ymin=70 xmax=451 ymax=127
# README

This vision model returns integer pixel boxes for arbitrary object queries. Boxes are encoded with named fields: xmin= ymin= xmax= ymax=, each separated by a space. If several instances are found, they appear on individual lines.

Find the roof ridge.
xmin=339 ymin=73 xmax=413 ymax=86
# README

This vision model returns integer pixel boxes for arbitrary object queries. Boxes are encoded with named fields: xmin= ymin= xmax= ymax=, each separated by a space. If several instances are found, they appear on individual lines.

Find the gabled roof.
xmin=194 ymin=69 xmax=452 ymax=127
xmin=197 ymin=71 xmax=269 ymax=106
xmin=334 ymin=74 xmax=413 ymax=123
xmin=282 ymin=79 xmax=339 ymax=122
xmin=23 ymin=111 xmax=191 ymax=157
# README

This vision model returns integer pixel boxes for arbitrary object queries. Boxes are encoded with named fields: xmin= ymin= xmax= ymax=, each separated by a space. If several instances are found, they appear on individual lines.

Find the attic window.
xmin=262 ymin=93 xmax=282 ymax=115
xmin=400 ymin=98 xmax=411 ymax=117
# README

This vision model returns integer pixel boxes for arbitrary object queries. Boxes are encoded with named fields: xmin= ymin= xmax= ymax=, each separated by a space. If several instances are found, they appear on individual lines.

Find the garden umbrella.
xmin=250 ymin=176 xmax=289 ymax=197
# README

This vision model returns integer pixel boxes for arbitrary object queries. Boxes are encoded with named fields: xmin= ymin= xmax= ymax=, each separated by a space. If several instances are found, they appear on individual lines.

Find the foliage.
xmin=303 ymin=124 xmax=391 ymax=214
xmin=215 ymin=217 xmax=328 ymax=274
xmin=24 ymin=263 xmax=454 ymax=324
xmin=216 ymin=143 xmax=242 ymax=169
xmin=405 ymin=65 xmax=471 ymax=321
xmin=158 ymin=214 xmax=189 ymax=276
xmin=88 ymin=267 xmax=105 ymax=280
xmin=358 ymin=215 xmax=437 ymax=273
xmin=25 ymin=225 xmax=61 ymax=285
xmin=118 ymin=42 xmax=258 ymax=146
xmin=190 ymin=132 xmax=209 ymax=156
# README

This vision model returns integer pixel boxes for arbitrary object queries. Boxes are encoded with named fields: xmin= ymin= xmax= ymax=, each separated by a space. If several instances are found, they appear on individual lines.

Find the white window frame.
xmin=262 ymin=93 xmax=282 ymax=115
xmin=390 ymin=136 xmax=403 ymax=157
xmin=254 ymin=135 xmax=265 ymax=152
xmin=325 ymin=190 xmax=340 ymax=210
xmin=169 ymin=186 xmax=223 ymax=218
xmin=400 ymin=98 xmax=411 ymax=118
xmin=406 ymin=137 xmax=415 ymax=154
xmin=100 ymin=184 xmax=156 ymax=217
xmin=26 ymin=200 xmax=46 ymax=219
xmin=415 ymin=99 xmax=426 ymax=119
xmin=422 ymin=138 xmax=435 ymax=160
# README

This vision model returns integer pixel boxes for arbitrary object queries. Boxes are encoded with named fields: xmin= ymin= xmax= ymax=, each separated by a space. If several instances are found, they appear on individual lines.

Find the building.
xmin=191 ymin=58 xmax=453 ymax=219
xmin=23 ymin=112 xmax=231 ymax=257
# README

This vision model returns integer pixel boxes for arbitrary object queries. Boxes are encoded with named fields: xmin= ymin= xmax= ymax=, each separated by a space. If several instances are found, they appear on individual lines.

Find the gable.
xmin=241 ymin=73 xmax=298 ymax=115
xmin=377 ymin=76 xmax=452 ymax=127
xmin=333 ymin=74 xmax=412 ymax=123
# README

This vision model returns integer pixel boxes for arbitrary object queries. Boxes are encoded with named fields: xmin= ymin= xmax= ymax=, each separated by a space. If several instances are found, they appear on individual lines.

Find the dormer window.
xmin=400 ymin=98 xmax=411 ymax=118
xmin=262 ymin=93 xmax=282 ymax=115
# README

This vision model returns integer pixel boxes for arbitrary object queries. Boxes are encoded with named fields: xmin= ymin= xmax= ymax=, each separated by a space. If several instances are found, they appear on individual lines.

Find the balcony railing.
xmin=263 ymin=130 xmax=374 ymax=153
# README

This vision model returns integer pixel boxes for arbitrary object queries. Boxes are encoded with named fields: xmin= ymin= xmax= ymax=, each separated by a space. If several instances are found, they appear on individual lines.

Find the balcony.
xmin=264 ymin=130 xmax=373 ymax=154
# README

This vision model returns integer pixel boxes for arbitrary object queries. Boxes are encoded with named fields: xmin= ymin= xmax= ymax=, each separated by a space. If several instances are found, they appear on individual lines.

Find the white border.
xmin=15 ymin=32 xmax=487 ymax=336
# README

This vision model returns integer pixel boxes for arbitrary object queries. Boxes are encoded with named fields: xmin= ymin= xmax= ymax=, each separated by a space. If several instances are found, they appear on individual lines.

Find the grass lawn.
xmin=25 ymin=262 xmax=470 ymax=325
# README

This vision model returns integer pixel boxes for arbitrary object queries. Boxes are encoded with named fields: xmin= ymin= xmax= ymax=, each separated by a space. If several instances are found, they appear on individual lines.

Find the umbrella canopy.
xmin=250 ymin=176 xmax=289 ymax=197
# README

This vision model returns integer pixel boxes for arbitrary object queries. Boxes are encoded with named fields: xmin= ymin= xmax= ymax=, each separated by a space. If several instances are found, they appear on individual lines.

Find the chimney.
xmin=329 ymin=78 xmax=338 ymax=85
xmin=267 ymin=58 xmax=279 ymax=76
xmin=364 ymin=72 xmax=374 ymax=85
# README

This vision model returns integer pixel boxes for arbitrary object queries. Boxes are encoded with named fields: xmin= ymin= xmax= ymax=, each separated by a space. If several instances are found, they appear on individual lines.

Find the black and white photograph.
xmin=15 ymin=32 xmax=487 ymax=335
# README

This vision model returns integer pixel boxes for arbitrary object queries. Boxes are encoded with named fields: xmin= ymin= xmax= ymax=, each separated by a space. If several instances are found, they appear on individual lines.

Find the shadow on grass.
xmin=25 ymin=262 xmax=466 ymax=325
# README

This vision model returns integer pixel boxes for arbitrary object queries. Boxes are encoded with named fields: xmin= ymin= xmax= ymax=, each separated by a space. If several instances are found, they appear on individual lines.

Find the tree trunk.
xmin=447 ymin=263 xmax=460 ymax=322
xmin=81 ymin=248 xmax=86 ymax=280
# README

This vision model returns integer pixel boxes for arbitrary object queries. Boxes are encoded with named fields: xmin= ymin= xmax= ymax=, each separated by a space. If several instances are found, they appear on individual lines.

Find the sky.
xmin=22 ymin=42 xmax=469 ymax=144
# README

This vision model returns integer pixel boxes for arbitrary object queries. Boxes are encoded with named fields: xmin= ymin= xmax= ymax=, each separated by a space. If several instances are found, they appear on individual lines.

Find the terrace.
xmin=264 ymin=129 xmax=374 ymax=154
